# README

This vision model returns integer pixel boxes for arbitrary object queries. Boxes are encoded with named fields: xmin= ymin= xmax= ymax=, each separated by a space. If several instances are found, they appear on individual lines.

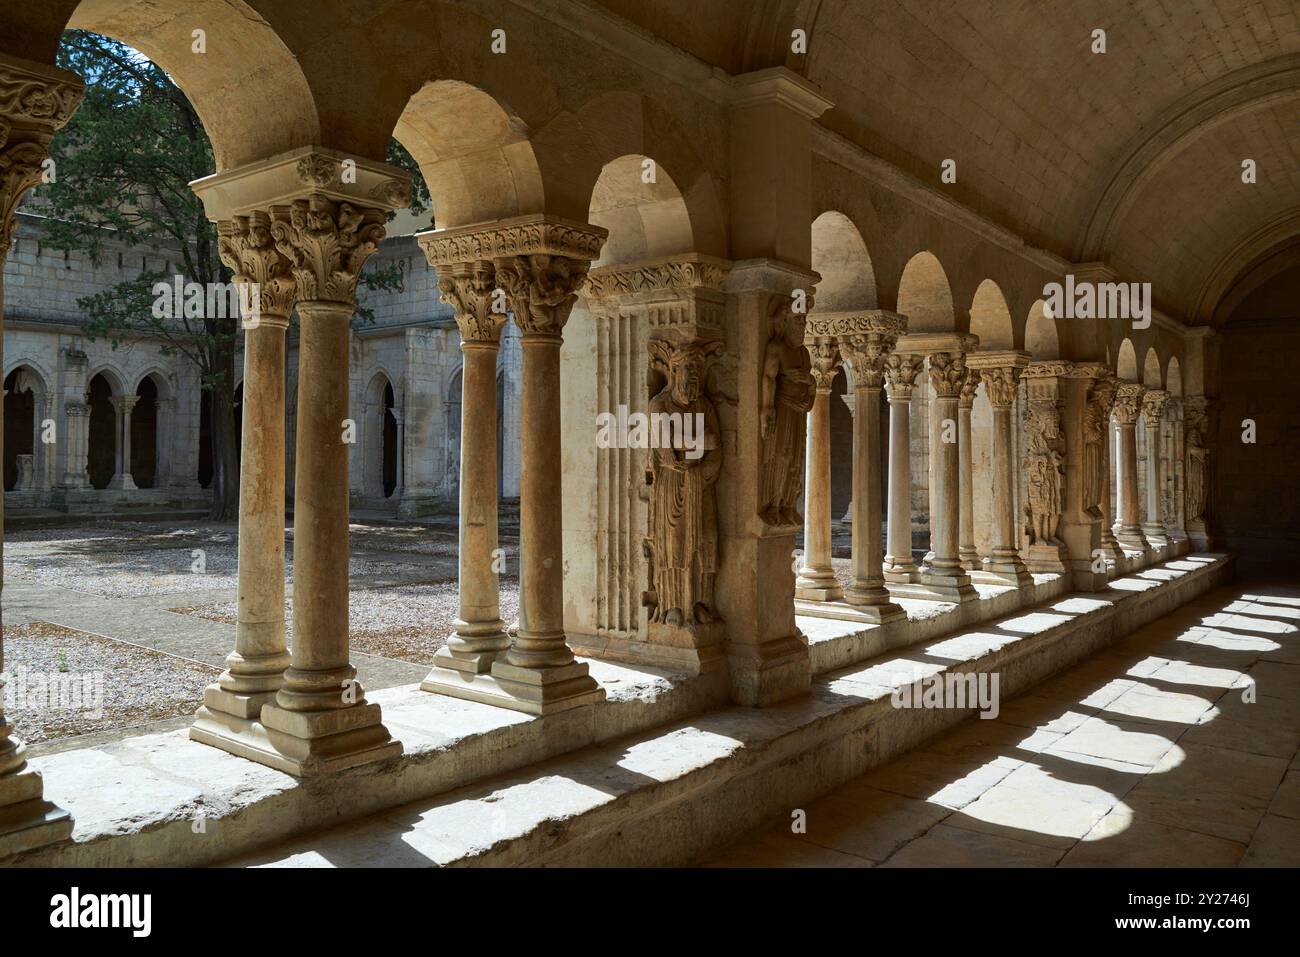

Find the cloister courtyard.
xmin=0 ymin=0 xmax=1298 ymax=890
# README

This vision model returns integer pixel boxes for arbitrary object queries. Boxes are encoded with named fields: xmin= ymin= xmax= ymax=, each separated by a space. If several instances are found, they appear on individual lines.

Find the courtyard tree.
xmin=35 ymin=30 xmax=426 ymax=520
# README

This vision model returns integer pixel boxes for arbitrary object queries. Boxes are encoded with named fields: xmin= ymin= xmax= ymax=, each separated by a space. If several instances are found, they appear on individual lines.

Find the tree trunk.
xmin=208 ymin=354 xmax=240 ymax=522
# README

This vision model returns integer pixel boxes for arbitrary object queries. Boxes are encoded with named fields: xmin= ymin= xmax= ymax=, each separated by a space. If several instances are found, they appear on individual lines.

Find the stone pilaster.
xmin=1061 ymin=362 xmax=1112 ymax=589
xmin=1112 ymin=383 xmax=1149 ymax=552
xmin=190 ymin=209 xmax=296 ymax=756
xmin=965 ymin=351 xmax=1032 ymax=586
xmin=192 ymin=147 xmax=412 ymax=774
xmin=957 ymin=365 xmax=982 ymax=571
xmin=883 ymin=353 xmax=924 ymax=582
xmin=1021 ymin=362 xmax=1070 ymax=575
xmin=570 ymin=254 xmax=732 ymax=675
xmin=0 ymin=50 xmax=83 ymax=858
xmin=1141 ymin=389 xmax=1170 ymax=544
xmin=795 ymin=334 xmax=843 ymax=601
xmin=1184 ymin=394 xmax=1213 ymax=550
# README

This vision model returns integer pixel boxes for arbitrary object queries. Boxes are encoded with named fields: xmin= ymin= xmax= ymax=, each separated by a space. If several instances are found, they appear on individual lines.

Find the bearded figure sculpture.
xmin=759 ymin=297 xmax=814 ymax=526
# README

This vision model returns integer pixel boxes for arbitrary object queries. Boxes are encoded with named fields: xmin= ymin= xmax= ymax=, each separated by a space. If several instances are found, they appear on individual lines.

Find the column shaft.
xmin=795 ymin=385 xmax=841 ymax=601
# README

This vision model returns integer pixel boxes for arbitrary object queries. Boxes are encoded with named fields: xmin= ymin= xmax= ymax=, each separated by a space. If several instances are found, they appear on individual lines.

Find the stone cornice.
xmin=417 ymin=213 xmax=608 ymax=266
xmin=964 ymin=349 xmax=1032 ymax=371
xmin=722 ymin=258 xmax=820 ymax=295
xmin=1022 ymin=360 xmax=1074 ymax=379
xmin=730 ymin=67 xmax=834 ymax=118
xmin=584 ymin=254 xmax=730 ymax=302
xmin=893 ymin=332 xmax=978 ymax=357
xmin=191 ymin=146 xmax=411 ymax=223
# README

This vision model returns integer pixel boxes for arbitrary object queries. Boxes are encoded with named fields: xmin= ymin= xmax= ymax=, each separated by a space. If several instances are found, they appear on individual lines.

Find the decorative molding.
xmin=806 ymin=309 xmax=906 ymax=340
xmin=585 ymin=254 xmax=730 ymax=301
xmin=0 ymin=53 xmax=84 ymax=130
xmin=418 ymin=214 xmax=607 ymax=266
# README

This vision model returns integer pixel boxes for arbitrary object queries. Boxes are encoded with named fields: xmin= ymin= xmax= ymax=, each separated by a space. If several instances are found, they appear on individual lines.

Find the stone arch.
xmin=1024 ymin=300 xmax=1060 ymax=360
xmin=896 ymin=251 xmax=955 ymax=333
xmin=810 ymin=210 xmax=876 ymax=312
xmin=1142 ymin=347 xmax=1163 ymax=389
xmin=85 ymin=370 xmax=118 ymax=489
xmin=588 ymin=154 xmax=695 ymax=267
xmin=130 ymin=369 xmax=174 ymax=490
xmin=1116 ymin=339 xmax=1140 ymax=383
xmin=1166 ymin=357 xmax=1184 ymax=397
xmin=3 ymin=364 xmax=51 ymax=492
xmin=362 ymin=370 xmax=397 ymax=500
xmin=392 ymin=78 xmax=546 ymax=228
xmin=64 ymin=0 xmax=320 ymax=171
xmin=969 ymin=279 xmax=1014 ymax=350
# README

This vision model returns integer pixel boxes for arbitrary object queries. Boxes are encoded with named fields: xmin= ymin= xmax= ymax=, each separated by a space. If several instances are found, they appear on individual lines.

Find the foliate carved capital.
xmin=0 ymin=136 xmax=45 ymax=256
xmin=1141 ymin=389 xmax=1170 ymax=428
xmin=218 ymin=210 xmax=296 ymax=322
xmin=804 ymin=337 xmax=841 ymax=392
xmin=980 ymin=365 xmax=1022 ymax=410
xmin=109 ymin=394 xmax=140 ymax=414
xmin=883 ymin=352 xmax=924 ymax=401
xmin=438 ymin=260 xmax=508 ymax=344
xmin=959 ymin=367 xmax=982 ymax=409
xmin=495 ymin=253 xmax=590 ymax=337
xmin=270 ymin=197 xmax=386 ymax=305
xmin=1086 ymin=373 xmax=1119 ymax=422
xmin=0 ymin=56 xmax=84 ymax=131
xmin=1112 ymin=383 xmax=1146 ymax=425
xmin=829 ymin=313 xmax=905 ymax=390
xmin=926 ymin=352 xmax=967 ymax=398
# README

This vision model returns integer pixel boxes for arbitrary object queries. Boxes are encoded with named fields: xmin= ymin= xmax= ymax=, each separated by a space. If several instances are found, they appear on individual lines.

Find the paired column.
xmin=0 ymin=50 xmax=82 ymax=858
xmin=957 ymin=367 xmax=981 ymax=571
xmin=833 ymin=313 xmax=905 ymax=622
xmin=416 ymin=216 xmax=607 ymax=714
xmin=795 ymin=336 xmax=842 ymax=601
xmin=419 ymin=259 xmax=511 ymax=690
xmin=1112 ymin=383 xmax=1149 ymax=552
xmin=1141 ymin=389 xmax=1170 ymax=545
xmin=883 ymin=354 xmax=923 ymax=582
xmin=107 ymin=395 xmax=139 ymax=490
xmin=966 ymin=353 xmax=1032 ymax=586
xmin=918 ymin=348 xmax=977 ymax=602
xmin=191 ymin=210 xmax=295 ymax=755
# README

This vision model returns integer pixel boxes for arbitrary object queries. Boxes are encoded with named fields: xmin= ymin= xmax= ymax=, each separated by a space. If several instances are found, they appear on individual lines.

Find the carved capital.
xmin=925 ymin=352 xmax=967 ymax=398
xmin=109 ymin=394 xmax=140 ymax=414
xmin=883 ymin=352 xmax=924 ymax=401
xmin=830 ymin=313 xmax=904 ymax=391
xmin=804 ymin=336 xmax=841 ymax=392
xmin=439 ymin=260 xmax=508 ymax=344
xmin=271 ymin=197 xmax=386 ymax=305
xmin=496 ymin=253 xmax=589 ymax=337
xmin=1141 ymin=388 xmax=1170 ymax=429
xmin=218 ymin=210 xmax=296 ymax=323
xmin=980 ymin=365 xmax=1022 ymax=409
xmin=959 ymin=366 xmax=982 ymax=409
xmin=0 ymin=55 xmax=84 ymax=130
xmin=1112 ymin=383 xmax=1146 ymax=426
xmin=0 ymin=136 xmax=45 ymax=255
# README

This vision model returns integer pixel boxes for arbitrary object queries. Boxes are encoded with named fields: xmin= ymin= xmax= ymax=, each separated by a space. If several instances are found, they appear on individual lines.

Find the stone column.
xmin=0 ymin=50 xmax=82 ymax=858
xmin=1141 ymin=389 xmax=1169 ymax=545
xmin=1112 ymin=383 xmax=1149 ymax=551
xmin=191 ymin=210 xmax=296 ymax=756
xmin=966 ymin=353 xmax=1032 ymax=586
xmin=838 ymin=391 xmax=855 ymax=523
xmin=418 ymin=258 xmax=512 ymax=690
xmin=883 ymin=353 xmax=923 ymax=582
xmin=833 ymin=313 xmax=907 ymax=621
xmin=390 ymin=407 xmax=405 ymax=499
xmin=957 ymin=366 xmax=981 ymax=571
xmin=795 ymin=336 xmax=842 ymax=601
xmin=1098 ymin=376 xmax=1124 ymax=564
xmin=107 ymin=395 xmax=139 ymax=490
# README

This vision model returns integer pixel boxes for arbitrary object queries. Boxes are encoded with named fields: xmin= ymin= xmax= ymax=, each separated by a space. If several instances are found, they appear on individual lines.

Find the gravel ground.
xmin=171 ymin=580 xmax=522 ymax=665
xmin=1 ymin=621 xmax=218 ymax=744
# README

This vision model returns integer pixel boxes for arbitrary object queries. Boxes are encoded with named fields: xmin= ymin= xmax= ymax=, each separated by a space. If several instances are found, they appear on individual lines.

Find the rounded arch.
xmin=1142 ymin=347 xmax=1163 ymax=389
xmin=810 ymin=210 xmax=876 ymax=312
xmin=3 ymin=365 xmax=49 ymax=492
xmin=64 ymin=0 xmax=320 ymax=171
xmin=132 ymin=367 xmax=174 ymax=401
xmin=393 ymin=79 xmax=545 ymax=228
xmin=1024 ymin=300 xmax=1060 ymax=359
xmin=362 ymin=370 xmax=397 ymax=500
xmin=588 ymin=154 xmax=695 ymax=267
xmin=1166 ymin=356 xmax=1184 ymax=396
xmin=969 ymin=279 xmax=1014 ymax=350
xmin=1116 ymin=339 xmax=1139 ymax=383
xmin=85 ymin=364 xmax=125 ymax=396
xmin=897 ymin=251 xmax=955 ymax=333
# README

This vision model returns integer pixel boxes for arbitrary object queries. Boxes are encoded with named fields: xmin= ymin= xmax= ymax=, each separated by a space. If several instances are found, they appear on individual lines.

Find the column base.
xmin=794 ymin=571 xmax=843 ymax=602
xmin=883 ymin=559 xmax=921 ymax=584
xmin=1025 ymin=542 xmax=1070 ymax=574
xmin=568 ymin=623 xmax=726 ymax=676
xmin=426 ymin=658 xmax=604 ymax=716
xmin=915 ymin=567 xmax=978 ymax=603
xmin=1142 ymin=524 xmax=1169 ymax=546
xmin=0 ymin=767 xmax=73 ymax=858
xmin=107 ymin=473 xmax=137 ymax=491
xmin=981 ymin=554 xmax=1033 ymax=587
xmin=842 ymin=582 xmax=908 ymax=622
xmin=1099 ymin=534 xmax=1126 ymax=563
xmin=727 ymin=633 xmax=810 ymax=707
xmin=252 ymin=702 xmax=402 ymax=777
xmin=958 ymin=547 xmax=981 ymax=572
xmin=1117 ymin=526 xmax=1150 ymax=552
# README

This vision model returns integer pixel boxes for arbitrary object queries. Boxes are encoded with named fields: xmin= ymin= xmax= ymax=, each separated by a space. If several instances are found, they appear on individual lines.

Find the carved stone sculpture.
xmin=759 ymin=296 xmax=814 ymax=526
xmin=1024 ymin=404 xmax=1065 ymax=547
xmin=1082 ymin=376 xmax=1117 ymax=518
